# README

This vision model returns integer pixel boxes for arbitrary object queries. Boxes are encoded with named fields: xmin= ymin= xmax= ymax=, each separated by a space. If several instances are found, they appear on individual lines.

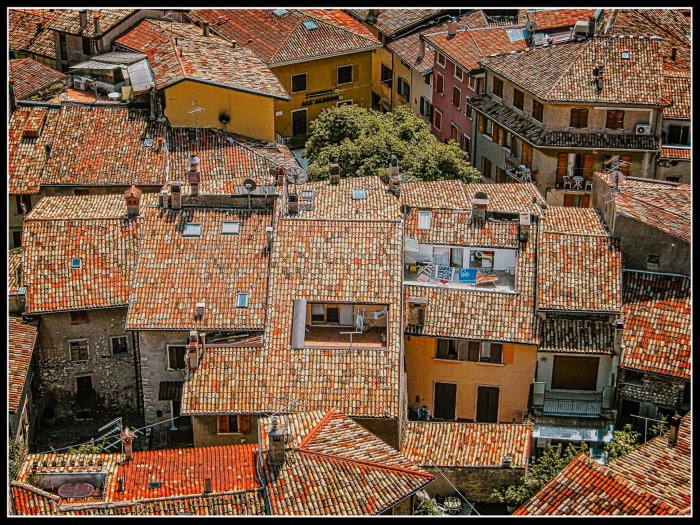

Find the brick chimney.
xmin=124 ymin=185 xmax=142 ymax=218
xmin=418 ymin=38 xmax=426 ymax=61
xmin=120 ymin=427 xmax=135 ymax=461
xmin=447 ymin=17 xmax=458 ymax=38
xmin=93 ymin=12 xmax=101 ymax=35
xmin=188 ymin=330 xmax=199 ymax=370
xmin=203 ymin=21 xmax=210 ymax=37
xmin=170 ymin=181 xmax=182 ymax=210
xmin=519 ymin=212 xmax=531 ymax=242
xmin=160 ymin=185 xmax=169 ymax=209
xmin=9 ymin=79 xmax=17 ymax=111
xmin=501 ymin=456 xmax=513 ymax=469
xmin=267 ymin=416 xmax=287 ymax=468
xmin=329 ymin=163 xmax=340 ymax=185
xmin=79 ymin=9 xmax=88 ymax=29
xmin=276 ymin=164 xmax=285 ymax=186
xmin=667 ymin=414 xmax=682 ymax=445
xmin=471 ymin=191 xmax=489 ymax=221
xmin=37 ymin=20 xmax=43 ymax=32
xmin=187 ymin=154 xmax=201 ymax=197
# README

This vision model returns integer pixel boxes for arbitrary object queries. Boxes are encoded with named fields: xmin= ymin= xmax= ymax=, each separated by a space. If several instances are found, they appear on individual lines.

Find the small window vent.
xmin=352 ymin=188 xmax=366 ymax=200
xmin=183 ymin=223 xmax=202 ymax=237
xmin=221 ymin=221 xmax=240 ymax=235
xmin=148 ymin=481 xmax=163 ymax=489
xmin=303 ymin=20 xmax=318 ymax=30
xmin=71 ymin=258 xmax=82 ymax=270
xmin=621 ymin=51 xmax=630 ymax=59
xmin=143 ymin=138 xmax=154 ymax=147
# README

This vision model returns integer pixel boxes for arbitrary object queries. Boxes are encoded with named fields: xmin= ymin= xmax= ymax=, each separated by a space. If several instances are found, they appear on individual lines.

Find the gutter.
xmin=163 ymin=77 xmax=291 ymax=101
xmin=268 ymin=44 xmax=383 ymax=68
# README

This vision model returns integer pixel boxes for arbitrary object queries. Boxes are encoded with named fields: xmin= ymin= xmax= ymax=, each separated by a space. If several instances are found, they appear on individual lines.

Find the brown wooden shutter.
xmin=620 ymin=155 xmax=630 ymax=176
xmin=580 ymin=194 xmax=590 ymax=208
xmin=563 ymin=194 xmax=574 ymax=207
xmin=238 ymin=415 xmax=251 ymax=434
xmin=580 ymin=109 xmax=589 ymax=128
xmin=557 ymin=152 xmax=568 ymax=185
xmin=491 ymin=343 xmax=503 ymax=364
xmin=217 ymin=416 xmax=229 ymax=433
xmin=606 ymin=111 xmax=615 ymax=129
xmin=616 ymin=111 xmax=624 ymax=129
xmin=479 ymin=114 xmax=485 ymax=134
xmin=522 ymin=142 xmax=533 ymax=169
xmin=583 ymin=154 xmax=596 ymax=178
xmin=468 ymin=341 xmax=480 ymax=361
xmin=458 ymin=340 xmax=470 ymax=360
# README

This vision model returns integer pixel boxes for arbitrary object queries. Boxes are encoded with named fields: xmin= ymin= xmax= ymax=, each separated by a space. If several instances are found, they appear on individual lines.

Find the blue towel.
xmin=459 ymin=268 xmax=477 ymax=283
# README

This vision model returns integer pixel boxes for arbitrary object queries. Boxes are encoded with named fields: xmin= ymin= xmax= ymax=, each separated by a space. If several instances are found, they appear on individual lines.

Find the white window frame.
xmin=437 ymin=52 xmax=446 ymax=67
xmin=183 ymin=223 xmax=202 ymax=237
xmin=434 ymin=108 xmax=442 ymax=131
xmin=336 ymin=99 xmax=353 ymax=107
xmin=68 ymin=338 xmax=90 ymax=362
xmin=465 ymin=104 xmax=473 ymax=120
xmin=110 ymin=335 xmax=129 ymax=356
xmin=71 ymin=258 xmax=82 ymax=270
xmin=337 ymin=64 xmax=353 ymax=86
xmin=468 ymin=74 xmax=475 ymax=90
xmin=454 ymin=65 xmax=464 ymax=81
xmin=166 ymin=344 xmax=187 ymax=371
xmin=236 ymin=292 xmax=250 ymax=308
xmin=451 ymin=123 xmax=459 ymax=142
xmin=418 ymin=211 xmax=432 ymax=230
xmin=290 ymin=72 xmax=307 ymax=94
xmin=221 ymin=221 xmax=241 ymax=235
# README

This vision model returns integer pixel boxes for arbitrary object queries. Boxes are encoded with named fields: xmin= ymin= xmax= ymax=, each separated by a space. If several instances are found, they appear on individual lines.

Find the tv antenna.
xmin=163 ymin=10 xmax=176 ymax=35
xmin=188 ymin=100 xmax=205 ymax=152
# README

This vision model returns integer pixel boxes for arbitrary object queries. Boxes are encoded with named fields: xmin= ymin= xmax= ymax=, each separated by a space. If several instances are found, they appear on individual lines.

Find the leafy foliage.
xmin=413 ymin=499 xmax=442 ymax=515
xmin=649 ymin=415 xmax=668 ymax=439
xmin=605 ymin=424 xmax=640 ymax=461
xmin=68 ymin=438 xmax=107 ymax=455
xmin=9 ymin=438 xmax=27 ymax=481
xmin=303 ymin=105 xmax=481 ymax=184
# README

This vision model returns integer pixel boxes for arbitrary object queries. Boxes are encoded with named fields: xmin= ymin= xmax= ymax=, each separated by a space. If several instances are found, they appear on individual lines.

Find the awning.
xmin=158 ymin=381 xmax=184 ymax=401
xmin=532 ymin=424 xmax=614 ymax=443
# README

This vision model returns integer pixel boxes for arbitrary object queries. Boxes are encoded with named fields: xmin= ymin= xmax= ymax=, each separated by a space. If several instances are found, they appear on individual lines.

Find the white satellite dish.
xmin=525 ymin=20 xmax=537 ymax=33
xmin=286 ymin=165 xmax=308 ymax=185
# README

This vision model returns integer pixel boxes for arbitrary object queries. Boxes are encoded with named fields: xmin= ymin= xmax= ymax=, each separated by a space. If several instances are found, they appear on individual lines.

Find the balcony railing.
xmin=505 ymin=157 xmax=537 ymax=184
xmin=532 ymin=383 xmax=614 ymax=418
xmin=543 ymin=397 xmax=602 ymax=417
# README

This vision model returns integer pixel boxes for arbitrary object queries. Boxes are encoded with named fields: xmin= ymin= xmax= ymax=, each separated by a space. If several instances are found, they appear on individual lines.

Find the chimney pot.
xmin=418 ymin=39 xmax=426 ymax=60
xmin=204 ymin=478 xmax=212 ymax=493
xmin=196 ymin=302 xmax=206 ymax=318
xmin=37 ymin=21 xmax=43 ymax=32
xmin=79 ymin=10 xmax=88 ymax=29
xmin=125 ymin=185 xmax=142 ymax=218
xmin=94 ymin=12 xmax=101 ymax=35
xmin=120 ymin=427 xmax=135 ymax=461
xmin=447 ymin=18 xmax=458 ymax=38
xmin=471 ymin=191 xmax=489 ymax=221
xmin=667 ymin=414 xmax=682 ymax=445
xmin=170 ymin=182 xmax=182 ymax=210
xmin=203 ymin=21 xmax=210 ymax=37
xmin=267 ymin=416 xmax=287 ymax=467
xmin=671 ymin=47 xmax=677 ymax=61
xmin=329 ymin=163 xmax=341 ymax=185
xmin=187 ymin=154 xmax=201 ymax=196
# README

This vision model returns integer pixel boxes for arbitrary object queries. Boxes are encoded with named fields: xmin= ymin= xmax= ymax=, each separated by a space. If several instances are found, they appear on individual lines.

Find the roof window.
xmin=352 ymin=188 xmax=367 ymax=200
xmin=236 ymin=292 xmax=249 ymax=308
xmin=221 ymin=221 xmax=240 ymax=235
xmin=300 ymin=190 xmax=315 ymax=201
xmin=418 ymin=211 xmax=432 ymax=230
xmin=303 ymin=20 xmax=318 ymax=30
xmin=183 ymin=223 xmax=202 ymax=237
xmin=71 ymin=258 xmax=82 ymax=270
xmin=143 ymin=138 xmax=154 ymax=147
xmin=621 ymin=50 xmax=630 ymax=59
xmin=273 ymin=9 xmax=288 ymax=16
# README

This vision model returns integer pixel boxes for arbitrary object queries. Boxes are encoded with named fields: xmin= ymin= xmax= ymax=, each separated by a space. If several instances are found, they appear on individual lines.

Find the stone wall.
xmin=421 ymin=466 xmax=525 ymax=503
xmin=192 ymin=415 xmax=260 ymax=447
xmin=617 ymin=369 xmax=688 ymax=420
xmin=33 ymin=307 xmax=139 ymax=420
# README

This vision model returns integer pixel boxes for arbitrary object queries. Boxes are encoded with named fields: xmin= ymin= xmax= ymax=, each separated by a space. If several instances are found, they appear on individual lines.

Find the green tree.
xmin=68 ymin=438 xmax=107 ymax=455
xmin=413 ymin=499 xmax=442 ymax=515
xmin=303 ymin=105 xmax=481 ymax=184
xmin=604 ymin=424 xmax=640 ymax=461
xmin=649 ymin=415 xmax=668 ymax=439
xmin=9 ymin=438 xmax=27 ymax=481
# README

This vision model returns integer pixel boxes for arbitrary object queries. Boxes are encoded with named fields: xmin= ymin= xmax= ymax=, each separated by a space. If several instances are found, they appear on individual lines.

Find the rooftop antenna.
xmin=188 ymin=100 xmax=205 ymax=153
xmin=163 ymin=10 xmax=176 ymax=36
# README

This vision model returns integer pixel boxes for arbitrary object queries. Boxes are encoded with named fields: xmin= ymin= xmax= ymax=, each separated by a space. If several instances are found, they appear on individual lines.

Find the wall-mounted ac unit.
xmin=73 ymin=76 xmax=86 ymax=90
xmin=635 ymin=123 xmax=651 ymax=135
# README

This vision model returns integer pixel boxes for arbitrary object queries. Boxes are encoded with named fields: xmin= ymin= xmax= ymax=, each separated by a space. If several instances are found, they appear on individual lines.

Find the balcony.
xmin=505 ymin=157 xmax=537 ymax=184
xmin=532 ymin=385 xmax=615 ymax=418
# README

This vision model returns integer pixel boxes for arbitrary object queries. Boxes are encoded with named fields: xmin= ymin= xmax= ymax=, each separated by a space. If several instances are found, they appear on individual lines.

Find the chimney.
xmin=471 ymin=191 xmax=489 ymax=221
xmin=519 ymin=212 xmax=531 ymax=242
xmin=667 ymin=414 xmax=681 ymax=445
xmin=149 ymin=88 xmax=157 ymax=120
xmin=93 ymin=12 xmax=101 ymax=35
xmin=203 ymin=21 xmax=210 ymax=37
xmin=9 ymin=79 xmax=17 ymax=111
xmin=124 ymin=185 xmax=142 ymax=218
xmin=179 ymin=47 xmax=184 ymax=58
xmin=267 ymin=416 xmax=287 ymax=468
xmin=368 ymin=9 xmax=381 ymax=20
xmin=231 ymin=39 xmax=237 ymax=49
xmin=188 ymin=330 xmax=199 ymax=370
xmin=671 ymin=47 xmax=677 ymax=61
xmin=170 ymin=181 xmax=182 ymax=210
xmin=389 ymin=155 xmax=401 ymax=194
xmin=329 ymin=163 xmax=340 ymax=185
xmin=502 ymin=456 xmax=513 ymax=469
xmin=447 ymin=17 xmax=458 ymax=38
xmin=120 ymin=427 xmax=135 ymax=461
xmin=276 ymin=165 xmax=285 ymax=186
xmin=156 ymin=136 xmax=165 ymax=153
xmin=37 ymin=20 xmax=43 ymax=32
xmin=588 ymin=14 xmax=596 ymax=38
xmin=287 ymin=191 xmax=299 ymax=215
xmin=418 ymin=38 xmax=426 ymax=60
xmin=266 ymin=226 xmax=274 ymax=251
xmin=79 ymin=9 xmax=88 ymax=29
xmin=613 ymin=317 xmax=624 ymax=353
xmin=196 ymin=302 xmax=205 ymax=318
xmin=160 ymin=186 xmax=169 ymax=209
xmin=187 ymin=154 xmax=201 ymax=197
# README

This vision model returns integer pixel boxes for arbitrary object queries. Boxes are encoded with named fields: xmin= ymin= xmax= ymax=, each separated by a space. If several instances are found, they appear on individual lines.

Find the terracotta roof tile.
xmin=46 ymin=9 xmax=136 ymax=38
xmin=621 ymin=271 xmax=690 ymax=380
xmin=22 ymin=195 xmax=142 ymax=314
xmin=126 ymin=207 xmax=272 ymax=331
xmin=348 ymin=9 xmax=446 ymax=37
xmin=662 ymin=69 xmax=690 ymax=119
xmin=9 ymin=251 xmax=23 ymax=294
xmin=401 ymin=421 xmax=532 ymax=468
xmin=25 ymin=26 xmax=57 ymax=59
xmin=539 ymin=318 xmax=615 ymax=355
xmin=9 ymin=59 xmax=68 ymax=100
xmin=517 ymin=9 xmax=597 ymax=29
xmin=115 ymin=19 xmax=288 ymax=99
xmin=9 ymin=315 xmax=39 ymax=413
xmin=660 ymin=147 xmax=690 ymax=160
xmin=540 ymin=206 xmax=608 ymax=235
xmin=8 ymin=9 xmax=57 ymax=53
xmin=190 ymin=10 xmax=381 ymax=65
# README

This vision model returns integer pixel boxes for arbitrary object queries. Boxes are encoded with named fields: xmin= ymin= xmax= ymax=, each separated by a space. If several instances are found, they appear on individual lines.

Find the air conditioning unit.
xmin=636 ymin=123 xmax=651 ymax=135
xmin=574 ymin=20 xmax=589 ymax=35
xmin=73 ymin=76 xmax=86 ymax=90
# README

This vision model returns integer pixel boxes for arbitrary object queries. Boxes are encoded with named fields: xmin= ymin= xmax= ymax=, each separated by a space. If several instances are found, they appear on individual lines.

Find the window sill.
xmin=483 ymin=134 xmax=493 ymax=142
xmin=476 ymin=362 xmax=505 ymax=366
xmin=432 ymin=358 xmax=462 ymax=363
xmin=217 ymin=432 xmax=242 ymax=435
xmin=337 ymin=81 xmax=353 ymax=87
xmin=166 ymin=368 xmax=186 ymax=372
xmin=111 ymin=352 xmax=130 ymax=358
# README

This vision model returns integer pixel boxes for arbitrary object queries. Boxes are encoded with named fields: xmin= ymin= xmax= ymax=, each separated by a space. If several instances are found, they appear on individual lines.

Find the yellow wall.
xmin=271 ymin=50 xmax=374 ymax=138
xmin=406 ymin=336 xmax=537 ymax=422
xmin=164 ymin=80 xmax=276 ymax=142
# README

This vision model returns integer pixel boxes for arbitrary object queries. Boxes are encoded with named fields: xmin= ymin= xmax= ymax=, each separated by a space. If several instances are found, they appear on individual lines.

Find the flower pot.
xmin=507 ymin=505 xmax=516 ymax=513
xmin=42 ymin=407 xmax=56 ymax=428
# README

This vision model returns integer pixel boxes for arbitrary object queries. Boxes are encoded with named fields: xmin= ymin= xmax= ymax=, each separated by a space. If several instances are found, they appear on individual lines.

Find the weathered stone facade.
xmin=191 ymin=415 xmax=260 ymax=447
xmin=617 ymin=368 xmax=689 ymax=423
xmin=421 ymin=466 xmax=525 ymax=503
xmin=32 ymin=307 xmax=139 ymax=421
xmin=9 ymin=359 xmax=39 ymax=451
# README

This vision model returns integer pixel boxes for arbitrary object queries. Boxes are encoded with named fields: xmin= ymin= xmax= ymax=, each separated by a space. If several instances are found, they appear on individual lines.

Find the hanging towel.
xmin=355 ymin=313 xmax=364 ymax=332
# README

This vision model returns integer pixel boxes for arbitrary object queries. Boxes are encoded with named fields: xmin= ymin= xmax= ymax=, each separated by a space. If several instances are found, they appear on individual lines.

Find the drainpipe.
xmin=390 ymin=52 xmax=395 ymax=111
xmin=132 ymin=330 xmax=144 ymax=418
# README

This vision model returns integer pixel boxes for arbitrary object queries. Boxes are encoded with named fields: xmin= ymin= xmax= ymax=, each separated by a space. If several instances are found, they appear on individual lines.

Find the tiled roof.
xmin=168 ymin=129 xmax=278 ymax=194
xmin=480 ymin=36 xmax=667 ymax=106
xmin=9 ymin=59 xmax=68 ymax=100
xmin=387 ymin=11 xmax=489 ymax=75
xmin=9 ymin=252 xmax=22 ymax=294
xmin=425 ymin=26 xmax=528 ymax=72
xmin=8 ymin=107 xmax=60 ymax=194
xmin=45 ymin=9 xmax=136 ymax=37
xmin=8 ymin=9 xmax=57 ymax=53
xmin=517 ymin=9 xmax=597 ymax=29
xmin=537 ymin=231 xmax=622 ymax=313
xmin=405 ymin=209 xmax=520 ymax=249
xmin=22 ymin=195 xmax=142 ymax=314
xmin=539 ymin=318 xmax=615 ymax=355
xmin=662 ymin=69 xmax=690 ymax=119
xmin=660 ymin=147 xmax=690 ymax=160
xmin=468 ymin=93 xmax=661 ymax=150
xmin=9 ymin=315 xmax=39 ymax=413
xmin=126 ymin=207 xmax=272 ymax=331
xmin=348 ymin=9 xmax=446 ymax=37
xmin=289 ymin=176 xmax=401 ymax=220
xmin=401 ymin=421 xmax=532 ymax=468
xmin=227 ymin=133 xmax=298 ymax=167
xmin=190 ymin=10 xmax=381 ymax=66
xmin=514 ymin=454 xmax=680 ymax=515
xmin=540 ymin=207 xmax=608 ymax=235
xmin=259 ymin=410 xmax=433 ymax=515
xmin=114 ymin=19 xmax=288 ymax=98
xmin=25 ymin=26 xmax=57 ymax=59
xmin=158 ymin=381 xmax=183 ymax=401
xmin=621 ymin=271 xmax=690 ymax=380
xmin=607 ymin=412 xmax=691 ymax=511
xmin=404 ymin=227 xmax=537 ymax=345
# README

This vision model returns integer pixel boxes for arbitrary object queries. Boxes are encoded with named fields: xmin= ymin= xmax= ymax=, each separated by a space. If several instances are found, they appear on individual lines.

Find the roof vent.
xmin=204 ymin=478 xmax=212 ymax=494
xmin=196 ymin=302 xmax=206 ymax=318
xmin=667 ymin=414 xmax=682 ymax=445
xmin=272 ymin=9 xmax=288 ymax=16
xmin=519 ymin=212 xmax=531 ymax=242
xmin=268 ymin=416 xmax=287 ymax=468
xmin=352 ymin=188 xmax=366 ymax=200
xmin=447 ymin=17 xmax=458 ymax=38
xmin=303 ymin=20 xmax=318 ymax=30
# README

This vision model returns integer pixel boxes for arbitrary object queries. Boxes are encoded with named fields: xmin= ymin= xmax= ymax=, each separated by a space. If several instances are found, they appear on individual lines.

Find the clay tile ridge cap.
xmin=125 ymin=185 xmax=142 ymax=198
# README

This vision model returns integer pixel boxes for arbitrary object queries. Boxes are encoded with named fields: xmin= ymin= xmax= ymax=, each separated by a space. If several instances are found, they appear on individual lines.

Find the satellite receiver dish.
xmin=286 ymin=165 xmax=308 ymax=185
xmin=242 ymin=178 xmax=257 ymax=192
xmin=525 ymin=20 xmax=537 ymax=33
xmin=400 ymin=204 xmax=412 ymax=216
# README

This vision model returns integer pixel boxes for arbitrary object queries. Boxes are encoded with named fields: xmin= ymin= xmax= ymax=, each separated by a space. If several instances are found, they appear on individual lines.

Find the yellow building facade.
xmin=406 ymin=335 xmax=537 ymax=423
xmin=270 ymin=50 xmax=375 ymax=139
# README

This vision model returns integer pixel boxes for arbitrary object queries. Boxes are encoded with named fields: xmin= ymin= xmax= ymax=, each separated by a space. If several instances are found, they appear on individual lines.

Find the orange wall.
xmin=405 ymin=336 xmax=537 ymax=422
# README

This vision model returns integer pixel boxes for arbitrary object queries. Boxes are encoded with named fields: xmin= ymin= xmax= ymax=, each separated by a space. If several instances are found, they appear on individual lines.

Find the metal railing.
xmin=542 ymin=397 xmax=602 ymax=417
xmin=505 ymin=157 xmax=534 ymax=183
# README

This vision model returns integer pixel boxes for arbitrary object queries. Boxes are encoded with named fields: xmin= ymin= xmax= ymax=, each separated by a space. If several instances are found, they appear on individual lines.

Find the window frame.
xmin=310 ymin=303 xmax=341 ymax=325
xmin=68 ymin=338 xmax=90 ymax=362
xmin=570 ymin=108 xmax=589 ymax=129
xmin=468 ymin=74 xmax=475 ymax=90
xmin=606 ymin=110 xmax=625 ymax=130
xmin=337 ymin=64 xmax=353 ymax=86
xmin=221 ymin=221 xmax=241 ymax=235
xmin=465 ymin=104 xmax=473 ymax=120
xmin=336 ymin=99 xmax=353 ymax=107
xmin=166 ymin=344 xmax=187 ymax=371
xmin=454 ymin=65 xmax=464 ymax=81
xmin=452 ymin=86 xmax=461 ymax=109
xmin=436 ymin=73 xmax=444 ymax=95
xmin=513 ymin=88 xmax=524 ymax=111
xmin=436 ymin=338 xmax=459 ymax=360
xmin=647 ymin=254 xmax=660 ymax=267
xmin=433 ymin=108 xmax=443 ymax=131
xmin=437 ymin=52 xmax=446 ymax=67
xmin=451 ymin=123 xmax=459 ymax=142
xmin=236 ymin=292 xmax=250 ymax=308
xmin=70 ymin=310 xmax=89 ymax=324
xmin=183 ymin=223 xmax=202 ymax=237
xmin=424 ymin=72 xmax=433 ymax=87
xmin=492 ymin=77 xmax=503 ymax=99
xmin=417 ymin=211 xmax=432 ymax=230
xmin=290 ymin=72 xmax=308 ymax=94
xmin=110 ymin=335 xmax=129 ymax=356
xmin=82 ymin=37 xmax=92 ymax=56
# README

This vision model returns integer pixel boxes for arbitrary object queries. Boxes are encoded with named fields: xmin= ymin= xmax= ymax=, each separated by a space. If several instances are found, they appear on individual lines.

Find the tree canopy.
xmin=303 ymin=105 xmax=481 ymax=183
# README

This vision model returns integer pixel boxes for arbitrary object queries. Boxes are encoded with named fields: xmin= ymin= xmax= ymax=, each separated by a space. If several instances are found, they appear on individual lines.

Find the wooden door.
xmin=292 ymin=109 xmax=307 ymax=136
xmin=551 ymin=356 xmax=599 ymax=390
xmin=434 ymin=382 xmax=457 ymax=420
xmin=476 ymin=386 xmax=500 ymax=422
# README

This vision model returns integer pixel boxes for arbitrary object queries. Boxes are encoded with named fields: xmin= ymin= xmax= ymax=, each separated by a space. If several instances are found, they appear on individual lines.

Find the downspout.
xmin=390 ymin=52 xmax=395 ymax=111
xmin=132 ymin=330 xmax=144 ymax=418
xmin=256 ymin=421 xmax=273 ymax=515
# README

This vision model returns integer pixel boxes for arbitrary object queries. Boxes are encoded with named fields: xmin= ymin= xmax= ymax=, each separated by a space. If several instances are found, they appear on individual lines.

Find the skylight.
xmin=143 ymin=138 xmax=154 ymax=147
xmin=417 ymin=211 xmax=432 ymax=230
xmin=221 ymin=221 xmax=240 ymax=235
xmin=236 ymin=292 xmax=250 ymax=308
xmin=183 ymin=223 xmax=202 ymax=237
xmin=300 ymin=190 xmax=315 ymax=201
xmin=621 ymin=51 xmax=630 ymax=59
xmin=273 ymin=9 xmax=288 ymax=16
xmin=352 ymin=188 xmax=367 ymax=200
xmin=71 ymin=258 xmax=82 ymax=270
xmin=303 ymin=20 xmax=318 ymax=30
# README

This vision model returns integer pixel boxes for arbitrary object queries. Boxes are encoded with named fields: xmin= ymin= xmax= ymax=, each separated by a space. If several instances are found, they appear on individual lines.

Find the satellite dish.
xmin=525 ymin=20 xmax=537 ymax=33
xmin=474 ymin=191 xmax=488 ymax=200
xmin=242 ymin=178 xmax=257 ymax=192
xmin=400 ymin=204 xmax=412 ymax=216
xmin=286 ymin=165 xmax=308 ymax=185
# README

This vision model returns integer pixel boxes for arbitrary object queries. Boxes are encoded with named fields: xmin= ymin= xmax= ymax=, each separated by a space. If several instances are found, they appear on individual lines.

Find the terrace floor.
xmin=305 ymin=325 xmax=387 ymax=349
xmin=404 ymin=267 xmax=516 ymax=293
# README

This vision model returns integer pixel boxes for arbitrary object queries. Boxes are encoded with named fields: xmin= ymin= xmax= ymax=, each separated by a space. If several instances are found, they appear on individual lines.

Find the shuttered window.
xmin=557 ymin=153 xmax=568 ymax=186
xmin=217 ymin=415 xmax=237 ymax=433
xmin=482 ymin=157 xmax=492 ymax=179
xmin=467 ymin=341 xmax=480 ymax=362
xmin=418 ymin=211 xmax=432 ymax=230
xmin=168 ymin=345 xmax=187 ymax=370
xmin=493 ymin=77 xmax=503 ymax=98
xmin=453 ymin=86 xmax=461 ymax=108
xmin=478 ymin=115 xmax=485 ymax=134
xmin=494 ymin=124 xmax=504 ymax=146
xmin=532 ymin=100 xmax=544 ymax=122
xmin=436 ymin=73 xmax=444 ymax=95
xmin=606 ymin=110 xmax=625 ymax=130
xmin=551 ymin=356 xmax=599 ymax=390
xmin=522 ymin=142 xmax=533 ymax=169
xmin=69 ymin=340 xmax=89 ymax=362
xmin=570 ymin=108 xmax=589 ymax=128
xmin=583 ymin=154 xmax=596 ymax=178
xmin=513 ymin=89 xmax=524 ymax=110
xmin=451 ymin=124 xmax=459 ymax=142
xmin=433 ymin=109 xmax=442 ymax=131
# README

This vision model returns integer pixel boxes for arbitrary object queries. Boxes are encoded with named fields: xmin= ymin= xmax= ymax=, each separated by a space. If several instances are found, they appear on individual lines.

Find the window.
xmin=310 ymin=304 xmax=340 ymax=324
xmin=551 ymin=356 xmax=599 ymax=391
xmin=59 ymin=33 xmax=68 ymax=61
xmin=291 ymin=73 xmax=307 ymax=93
xmin=221 ymin=221 xmax=240 ymax=235
xmin=236 ymin=292 xmax=249 ymax=308
xmin=451 ymin=123 xmax=459 ymax=142
xmin=452 ymin=86 xmax=461 ymax=108
xmin=183 ymin=223 xmax=202 ymax=237
xmin=604 ymin=154 xmax=630 ymax=177
xmin=352 ymin=188 xmax=367 ymax=200
xmin=300 ymin=190 xmax=314 ymax=201
xmin=621 ymin=50 xmax=630 ymax=59
xmin=666 ymin=176 xmax=681 ymax=183
xmin=71 ymin=258 xmax=82 ymax=270
xmin=647 ymin=254 xmax=660 ymax=267
xmin=481 ymin=157 xmax=492 ymax=179
xmin=424 ymin=73 xmax=433 ymax=86
xmin=70 ymin=310 xmax=89 ymax=324
xmin=436 ymin=339 xmax=459 ymax=360
xmin=418 ymin=211 xmax=432 ymax=230
xmin=606 ymin=110 xmax=625 ymax=130
xmin=529 ymin=100 xmax=543 ymax=123
xmin=381 ymin=64 xmax=393 ymax=89
xmin=436 ymin=73 xmax=444 ymax=95
xmin=400 ymin=59 xmax=410 ymax=69
xmin=82 ymin=37 xmax=92 ymax=56
xmin=111 ymin=336 xmax=128 ymax=356
xmin=522 ymin=142 xmax=533 ymax=169
xmin=479 ymin=342 xmax=502 ymax=363
xmin=454 ymin=65 xmax=463 ymax=81
xmin=485 ymin=119 xmax=493 ymax=137
xmin=625 ymin=370 xmax=645 ymax=385
xmin=15 ymin=194 xmax=33 ymax=215
xmin=468 ymin=74 xmax=475 ymax=90
xmin=476 ymin=386 xmax=499 ymax=423
xmin=337 ymin=65 xmax=353 ymax=85
xmin=13 ymin=231 xmax=22 ymax=248
xmin=513 ymin=89 xmax=524 ymax=111
xmin=434 ymin=382 xmax=457 ymax=420
xmin=15 ymin=195 xmax=23 ymax=215
xmin=69 ymin=339 xmax=89 ymax=362
xmin=667 ymin=125 xmax=690 ymax=145
xmin=570 ymin=108 xmax=589 ymax=128
xmin=167 ymin=345 xmax=187 ymax=370
xmin=303 ymin=20 xmax=318 ymax=30
xmin=494 ymin=124 xmax=503 ymax=146
xmin=493 ymin=77 xmax=503 ymax=98
xmin=437 ymin=52 xmax=446 ymax=67
xmin=217 ymin=415 xmax=251 ymax=434
xmin=460 ymin=134 xmax=471 ymax=154
xmin=419 ymin=96 xmax=433 ymax=119
xmin=397 ymin=77 xmax=410 ymax=100
xmin=465 ymin=104 xmax=472 ymax=119
xmin=272 ymin=8 xmax=288 ymax=16
xmin=433 ymin=108 xmax=442 ymax=131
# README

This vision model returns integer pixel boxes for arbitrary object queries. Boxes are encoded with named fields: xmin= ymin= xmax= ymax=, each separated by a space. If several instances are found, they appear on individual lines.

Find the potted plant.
xmin=492 ymin=484 xmax=529 ymax=513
